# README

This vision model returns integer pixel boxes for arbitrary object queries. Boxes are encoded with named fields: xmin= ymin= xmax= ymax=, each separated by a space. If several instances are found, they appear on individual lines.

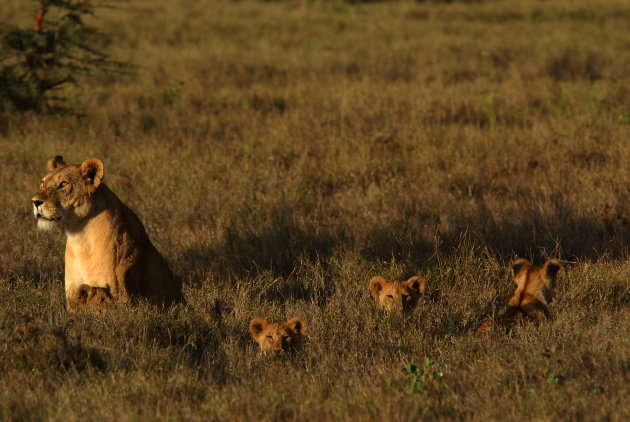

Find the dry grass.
xmin=1 ymin=0 xmax=629 ymax=420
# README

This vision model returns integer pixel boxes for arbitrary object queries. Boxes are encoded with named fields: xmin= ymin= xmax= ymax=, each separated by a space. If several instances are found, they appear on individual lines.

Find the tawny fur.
xmin=73 ymin=284 xmax=114 ymax=314
xmin=477 ymin=258 xmax=561 ymax=334
xmin=31 ymin=156 xmax=184 ymax=311
xmin=249 ymin=317 xmax=307 ymax=352
xmin=369 ymin=276 xmax=426 ymax=312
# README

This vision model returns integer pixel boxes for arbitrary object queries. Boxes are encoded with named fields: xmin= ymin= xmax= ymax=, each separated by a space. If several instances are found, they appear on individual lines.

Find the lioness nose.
xmin=32 ymin=199 xmax=43 ymax=207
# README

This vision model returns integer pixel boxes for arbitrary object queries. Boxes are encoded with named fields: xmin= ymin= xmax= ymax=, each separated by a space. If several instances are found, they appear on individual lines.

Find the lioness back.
xmin=32 ymin=155 xmax=184 ymax=310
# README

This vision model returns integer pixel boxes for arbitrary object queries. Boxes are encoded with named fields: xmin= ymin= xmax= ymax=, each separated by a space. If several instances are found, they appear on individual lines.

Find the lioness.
xmin=477 ymin=258 xmax=561 ymax=334
xmin=369 ymin=276 xmax=426 ymax=312
xmin=249 ymin=317 xmax=307 ymax=352
xmin=76 ymin=284 xmax=114 ymax=314
xmin=31 ymin=156 xmax=184 ymax=310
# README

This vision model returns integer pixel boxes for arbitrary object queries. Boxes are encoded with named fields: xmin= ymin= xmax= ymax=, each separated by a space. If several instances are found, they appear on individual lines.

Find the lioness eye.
xmin=266 ymin=335 xmax=273 ymax=341
xmin=58 ymin=181 xmax=68 ymax=188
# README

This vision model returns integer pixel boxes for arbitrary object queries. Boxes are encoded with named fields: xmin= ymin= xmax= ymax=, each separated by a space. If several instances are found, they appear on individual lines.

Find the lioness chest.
xmin=64 ymin=215 xmax=120 ymax=295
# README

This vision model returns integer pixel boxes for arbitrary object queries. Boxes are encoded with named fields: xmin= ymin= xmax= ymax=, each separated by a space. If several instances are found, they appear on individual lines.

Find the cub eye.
xmin=402 ymin=294 xmax=410 ymax=299
xmin=265 ymin=335 xmax=273 ymax=341
xmin=58 ymin=181 xmax=68 ymax=189
xmin=281 ymin=336 xmax=290 ymax=341
xmin=386 ymin=294 xmax=394 ymax=300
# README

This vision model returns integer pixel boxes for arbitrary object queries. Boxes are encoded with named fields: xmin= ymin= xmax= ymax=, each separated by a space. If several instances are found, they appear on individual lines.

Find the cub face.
xmin=77 ymin=284 xmax=113 ymax=313
xmin=369 ymin=276 xmax=426 ymax=312
xmin=249 ymin=317 xmax=307 ymax=353
xmin=31 ymin=155 xmax=104 ymax=230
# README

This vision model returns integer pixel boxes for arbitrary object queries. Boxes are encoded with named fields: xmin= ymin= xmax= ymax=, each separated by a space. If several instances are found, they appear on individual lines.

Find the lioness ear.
xmin=369 ymin=276 xmax=387 ymax=300
xmin=77 ymin=284 xmax=93 ymax=304
xmin=80 ymin=158 xmax=104 ymax=189
xmin=48 ymin=155 xmax=66 ymax=171
xmin=287 ymin=317 xmax=307 ymax=334
xmin=249 ymin=318 xmax=268 ymax=338
xmin=544 ymin=259 xmax=561 ymax=280
xmin=512 ymin=258 xmax=531 ymax=276
xmin=406 ymin=276 xmax=426 ymax=294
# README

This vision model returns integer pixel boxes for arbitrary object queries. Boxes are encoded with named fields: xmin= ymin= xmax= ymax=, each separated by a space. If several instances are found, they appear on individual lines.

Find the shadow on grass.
xmin=3 ymin=259 xmax=62 ymax=288
xmin=184 ymin=212 xmax=334 ymax=275
xmin=183 ymin=195 xmax=629 ymax=297
xmin=141 ymin=314 xmax=232 ymax=386
xmin=361 ymin=196 xmax=630 ymax=265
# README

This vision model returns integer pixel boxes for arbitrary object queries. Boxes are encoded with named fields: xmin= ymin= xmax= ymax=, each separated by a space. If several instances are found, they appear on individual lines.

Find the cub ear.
xmin=544 ymin=259 xmax=562 ymax=280
xmin=80 ymin=158 xmax=104 ymax=189
xmin=101 ymin=284 xmax=113 ymax=299
xmin=369 ymin=276 xmax=387 ymax=300
xmin=47 ymin=155 xmax=66 ymax=171
xmin=287 ymin=316 xmax=307 ymax=334
xmin=406 ymin=276 xmax=426 ymax=294
xmin=77 ymin=284 xmax=93 ymax=304
xmin=249 ymin=318 xmax=268 ymax=338
xmin=512 ymin=258 xmax=531 ymax=276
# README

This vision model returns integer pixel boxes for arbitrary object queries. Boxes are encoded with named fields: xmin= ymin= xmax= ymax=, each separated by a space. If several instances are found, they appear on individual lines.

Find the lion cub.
xmin=72 ymin=284 xmax=114 ymax=314
xmin=477 ymin=258 xmax=561 ymax=334
xmin=249 ymin=317 xmax=307 ymax=353
xmin=369 ymin=276 xmax=426 ymax=312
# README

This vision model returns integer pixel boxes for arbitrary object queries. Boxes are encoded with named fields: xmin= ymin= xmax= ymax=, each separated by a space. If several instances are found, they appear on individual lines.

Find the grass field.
xmin=1 ymin=0 xmax=630 ymax=420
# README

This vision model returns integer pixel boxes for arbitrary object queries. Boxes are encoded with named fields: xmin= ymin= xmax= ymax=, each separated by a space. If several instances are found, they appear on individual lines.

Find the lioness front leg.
xmin=64 ymin=248 xmax=85 ymax=312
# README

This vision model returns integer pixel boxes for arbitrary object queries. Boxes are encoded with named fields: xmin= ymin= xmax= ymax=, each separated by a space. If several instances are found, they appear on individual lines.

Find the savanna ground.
xmin=1 ymin=0 xmax=630 ymax=420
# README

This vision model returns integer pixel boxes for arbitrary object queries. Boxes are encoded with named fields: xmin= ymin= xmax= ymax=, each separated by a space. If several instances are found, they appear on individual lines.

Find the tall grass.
xmin=1 ymin=0 xmax=629 ymax=420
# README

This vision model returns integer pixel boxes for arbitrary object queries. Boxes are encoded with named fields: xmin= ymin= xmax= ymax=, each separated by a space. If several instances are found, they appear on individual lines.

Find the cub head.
xmin=369 ymin=276 xmax=426 ymax=312
xmin=249 ymin=317 xmax=307 ymax=353
xmin=511 ymin=258 xmax=562 ymax=305
xmin=77 ymin=284 xmax=113 ymax=313
xmin=31 ymin=155 xmax=105 ymax=230
xmin=512 ymin=258 xmax=561 ymax=280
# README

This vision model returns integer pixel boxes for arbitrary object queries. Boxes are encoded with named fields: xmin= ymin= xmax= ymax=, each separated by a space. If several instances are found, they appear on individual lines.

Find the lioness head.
xmin=31 ymin=155 xmax=104 ymax=230
xmin=249 ymin=317 xmax=307 ymax=353
xmin=369 ymin=276 xmax=426 ymax=312
xmin=77 ymin=284 xmax=113 ymax=313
